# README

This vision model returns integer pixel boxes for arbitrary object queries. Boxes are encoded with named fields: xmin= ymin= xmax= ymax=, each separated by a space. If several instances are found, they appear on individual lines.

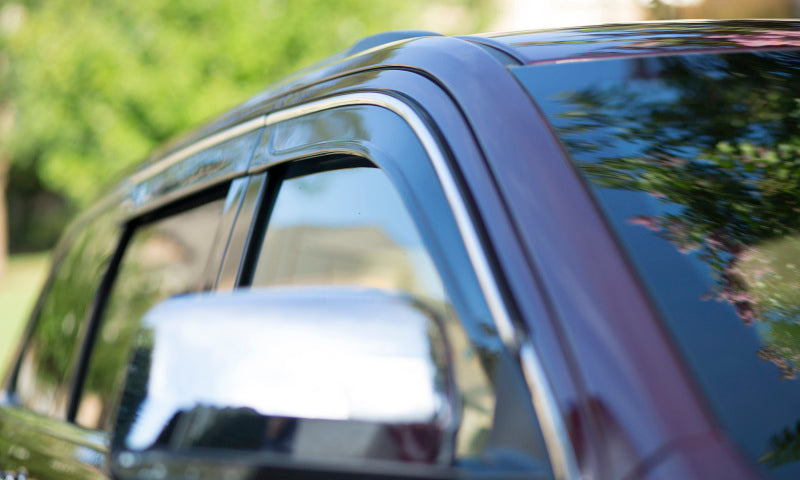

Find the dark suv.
xmin=3 ymin=20 xmax=800 ymax=480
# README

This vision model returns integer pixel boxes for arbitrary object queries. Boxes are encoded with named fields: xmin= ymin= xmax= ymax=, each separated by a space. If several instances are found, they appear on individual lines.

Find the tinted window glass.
xmin=15 ymin=213 xmax=119 ymax=417
xmin=76 ymin=198 xmax=224 ymax=430
xmin=252 ymin=167 xmax=445 ymax=302
xmin=249 ymin=165 xmax=548 ymax=468
xmin=518 ymin=51 xmax=800 ymax=478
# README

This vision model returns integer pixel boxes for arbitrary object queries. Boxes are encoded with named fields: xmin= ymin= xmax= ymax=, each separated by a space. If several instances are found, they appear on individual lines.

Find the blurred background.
xmin=0 ymin=0 xmax=799 ymax=374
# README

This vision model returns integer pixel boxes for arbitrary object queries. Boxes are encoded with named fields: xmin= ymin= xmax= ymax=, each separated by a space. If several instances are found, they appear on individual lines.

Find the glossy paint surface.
xmin=522 ymin=50 xmax=800 ymax=479
xmin=0 ymin=389 xmax=109 ymax=479
xmin=243 ymin=101 xmax=554 ymax=472
xmin=344 ymin=36 xmax=713 ymax=478
xmin=251 ymin=59 xmax=585 ymax=468
xmin=486 ymin=20 xmax=800 ymax=64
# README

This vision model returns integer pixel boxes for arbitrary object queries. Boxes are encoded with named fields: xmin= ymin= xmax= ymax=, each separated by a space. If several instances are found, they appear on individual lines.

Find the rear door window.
xmin=13 ymin=212 xmax=119 ymax=417
xmin=75 ymin=197 xmax=225 ymax=430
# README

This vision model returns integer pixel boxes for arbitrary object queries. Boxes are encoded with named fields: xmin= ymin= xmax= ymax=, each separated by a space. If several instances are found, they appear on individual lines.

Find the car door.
xmin=0 ymin=206 xmax=122 ymax=480
xmin=207 ymin=88 xmax=569 ymax=478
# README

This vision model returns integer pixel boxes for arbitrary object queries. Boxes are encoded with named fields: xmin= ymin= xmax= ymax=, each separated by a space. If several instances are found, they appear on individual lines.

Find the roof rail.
xmin=347 ymin=30 xmax=442 ymax=56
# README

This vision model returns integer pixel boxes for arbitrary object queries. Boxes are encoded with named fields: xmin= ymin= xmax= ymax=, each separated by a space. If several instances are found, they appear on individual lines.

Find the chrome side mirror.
xmin=110 ymin=287 xmax=458 ymax=477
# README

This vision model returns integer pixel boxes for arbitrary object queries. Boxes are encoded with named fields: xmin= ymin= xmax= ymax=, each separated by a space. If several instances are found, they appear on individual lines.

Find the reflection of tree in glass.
xmin=80 ymin=198 xmax=223 ymax=430
xmin=762 ymin=419 xmax=800 ymax=468
xmin=18 ymin=213 xmax=118 ymax=414
xmin=557 ymin=52 xmax=800 ymax=371
xmin=552 ymin=51 xmax=800 ymax=467
xmin=82 ymin=231 xmax=172 ymax=429
xmin=113 ymin=330 xmax=153 ymax=450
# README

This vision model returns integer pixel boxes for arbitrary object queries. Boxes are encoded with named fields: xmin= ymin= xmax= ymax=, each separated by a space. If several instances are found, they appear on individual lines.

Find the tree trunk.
xmin=0 ymin=157 xmax=9 ymax=280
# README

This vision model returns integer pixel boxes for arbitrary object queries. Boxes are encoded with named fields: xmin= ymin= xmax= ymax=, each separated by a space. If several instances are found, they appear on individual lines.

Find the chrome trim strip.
xmin=130 ymin=116 xmax=267 ymax=185
xmin=264 ymin=92 xmax=578 ymax=480
xmin=125 ymin=171 xmax=245 ymax=219
xmin=521 ymin=343 xmax=580 ymax=480
xmin=268 ymin=93 xmax=516 ymax=344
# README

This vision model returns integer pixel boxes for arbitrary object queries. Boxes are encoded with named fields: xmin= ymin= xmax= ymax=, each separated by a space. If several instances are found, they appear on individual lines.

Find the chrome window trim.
xmin=261 ymin=91 xmax=579 ymax=480
xmin=129 ymin=116 xmax=267 ymax=185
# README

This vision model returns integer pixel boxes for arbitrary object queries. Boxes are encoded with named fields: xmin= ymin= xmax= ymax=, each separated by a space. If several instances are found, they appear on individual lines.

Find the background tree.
xmin=0 ymin=0 xmax=495 ymax=274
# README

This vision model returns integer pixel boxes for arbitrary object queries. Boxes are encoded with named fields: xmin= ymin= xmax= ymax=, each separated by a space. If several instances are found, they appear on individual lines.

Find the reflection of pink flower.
xmin=656 ymin=155 xmax=687 ymax=168
xmin=758 ymin=345 xmax=799 ymax=380
xmin=715 ymin=245 xmax=776 ymax=325
xmin=628 ymin=215 xmax=660 ymax=231
xmin=734 ymin=301 xmax=756 ymax=325
xmin=706 ymin=235 xmax=724 ymax=251
xmin=710 ymin=30 xmax=800 ymax=47
xmin=665 ymin=218 xmax=700 ymax=253
xmin=706 ymin=232 xmax=743 ymax=255
xmin=719 ymin=285 xmax=753 ymax=304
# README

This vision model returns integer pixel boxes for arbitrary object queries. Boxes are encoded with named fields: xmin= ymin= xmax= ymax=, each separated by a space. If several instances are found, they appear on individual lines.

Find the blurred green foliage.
xmin=13 ymin=208 xmax=119 ymax=413
xmin=0 ymin=0 xmax=494 ymax=249
xmin=0 ymin=252 xmax=48 ymax=377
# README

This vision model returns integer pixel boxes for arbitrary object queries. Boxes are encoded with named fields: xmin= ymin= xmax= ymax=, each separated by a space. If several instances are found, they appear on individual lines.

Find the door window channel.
xmin=250 ymin=164 xmax=500 ymax=462
xmin=75 ymin=198 xmax=225 ymax=430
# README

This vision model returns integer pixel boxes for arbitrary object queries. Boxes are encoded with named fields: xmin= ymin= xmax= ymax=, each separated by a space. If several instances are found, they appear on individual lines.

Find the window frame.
xmin=3 ymin=125 xmax=266 ymax=427
xmin=222 ymin=95 xmax=570 ymax=475
xmin=237 ymin=155 xmax=376 ymax=288
xmin=5 ymin=209 xmax=128 ymax=419
xmin=69 ymin=183 xmax=231 ymax=428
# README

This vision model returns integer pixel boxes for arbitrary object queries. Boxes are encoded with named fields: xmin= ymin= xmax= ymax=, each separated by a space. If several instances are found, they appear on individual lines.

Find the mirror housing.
xmin=110 ymin=287 xmax=459 ymax=477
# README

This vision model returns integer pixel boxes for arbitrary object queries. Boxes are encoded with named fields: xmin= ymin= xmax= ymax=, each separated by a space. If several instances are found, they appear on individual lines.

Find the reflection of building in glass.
xmin=255 ymin=225 xmax=417 ymax=292
xmin=254 ymin=222 xmax=494 ymax=458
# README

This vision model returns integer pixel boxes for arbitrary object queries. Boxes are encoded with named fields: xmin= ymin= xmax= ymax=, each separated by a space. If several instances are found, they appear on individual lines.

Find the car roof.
xmin=140 ymin=19 xmax=800 ymax=177
xmin=476 ymin=19 xmax=800 ymax=64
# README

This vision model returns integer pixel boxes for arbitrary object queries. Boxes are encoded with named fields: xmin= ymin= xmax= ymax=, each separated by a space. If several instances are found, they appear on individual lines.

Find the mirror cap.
xmin=112 ymin=287 xmax=459 ymax=468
